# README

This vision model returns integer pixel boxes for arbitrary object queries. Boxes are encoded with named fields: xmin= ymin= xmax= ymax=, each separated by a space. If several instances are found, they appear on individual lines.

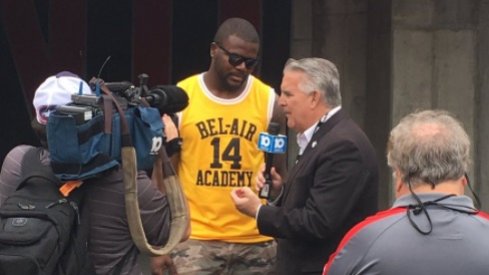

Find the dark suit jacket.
xmin=257 ymin=110 xmax=379 ymax=274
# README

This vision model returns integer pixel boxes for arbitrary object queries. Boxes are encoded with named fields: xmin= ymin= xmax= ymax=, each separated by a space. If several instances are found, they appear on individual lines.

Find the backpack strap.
xmin=19 ymin=147 xmax=84 ymax=199
xmin=18 ymin=147 xmax=60 ymax=190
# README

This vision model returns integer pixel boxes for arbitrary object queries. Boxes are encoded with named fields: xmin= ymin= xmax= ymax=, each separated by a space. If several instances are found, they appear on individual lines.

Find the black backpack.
xmin=0 ymin=147 xmax=96 ymax=275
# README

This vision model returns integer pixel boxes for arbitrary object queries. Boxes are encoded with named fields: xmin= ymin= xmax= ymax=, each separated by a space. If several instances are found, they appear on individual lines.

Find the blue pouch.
xmin=47 ymin=97 xmax=164 ymax=180
xmin=110 ymin=106 xmax=164 ymax=171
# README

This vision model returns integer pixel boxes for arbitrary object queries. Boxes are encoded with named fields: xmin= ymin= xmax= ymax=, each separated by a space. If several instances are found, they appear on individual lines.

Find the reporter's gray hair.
xmin=284 ymin=58 xmax=341 ymax=107
xmin=387 ymin=110 xmax=470 ymax=187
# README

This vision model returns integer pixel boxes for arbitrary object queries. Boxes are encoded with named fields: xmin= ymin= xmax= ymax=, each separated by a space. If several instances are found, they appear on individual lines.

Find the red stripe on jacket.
xmin=322 ymin=207 xmax=406 ymax=275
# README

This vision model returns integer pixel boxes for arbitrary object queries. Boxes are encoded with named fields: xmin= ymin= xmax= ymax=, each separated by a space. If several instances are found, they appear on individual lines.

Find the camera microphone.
xmin=257 ymin=122 xmax=287 ymax=199
xmin=144 ymin=85 xmax=189 ymax=115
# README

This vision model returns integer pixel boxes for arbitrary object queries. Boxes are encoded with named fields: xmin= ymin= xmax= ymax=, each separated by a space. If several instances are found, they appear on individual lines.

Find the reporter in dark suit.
xmin=231 ymin=57 xmax=379 ymax=274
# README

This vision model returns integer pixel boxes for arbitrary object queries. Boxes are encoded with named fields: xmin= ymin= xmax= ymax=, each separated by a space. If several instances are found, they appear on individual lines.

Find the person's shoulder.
xmin=177 ymin=73 xmax=201 ymax=87
xmin=475 ymin=210 xmax=489 ymax=222
xmin=1 ymin=145 xmax=41 ymax=174
xmin=325 ymin=208 xmax=406 ymax=274
xmin=176 ymin=74 xmax=204 ymax=100
xmin=337 ymin=208 xmax=405 ymax=249
xmin=249 ymin=75 xmax=273 ymax=91
xmin=5 ymin=145 xmax=38 ymax=160
xmin=330 ymin=111 xmax=373 ymax=143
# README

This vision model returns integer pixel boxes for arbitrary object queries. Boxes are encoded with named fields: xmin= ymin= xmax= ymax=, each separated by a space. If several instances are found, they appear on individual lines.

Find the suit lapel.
xmin=301 ymin=110 xmax=346 ymax=159
xmin=281 ymin=110 xmax=347 ymax=203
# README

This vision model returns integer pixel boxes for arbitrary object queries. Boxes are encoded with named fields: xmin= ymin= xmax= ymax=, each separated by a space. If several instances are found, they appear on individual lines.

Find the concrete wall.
xmin=290 ymin=0 xmax=392 ymax=208
xmin=478 ymin=0 xmax=489 ymax=211
xmin=289 ymin=0 xmax=370 ymax=146
xmin=291 ymin=0 xmax=489 ymax=210
xmin=392 ymin=0 xmax=487 ymax=209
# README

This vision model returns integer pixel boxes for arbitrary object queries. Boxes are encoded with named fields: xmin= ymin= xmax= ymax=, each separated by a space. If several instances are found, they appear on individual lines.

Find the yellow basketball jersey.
xmin=177 ymin=73 xmax=275 ymax=243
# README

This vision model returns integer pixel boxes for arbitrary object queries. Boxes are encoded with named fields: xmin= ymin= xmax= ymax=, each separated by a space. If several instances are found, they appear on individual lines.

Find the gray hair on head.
xmin=283 ymin=57 xmax=342 ymax=107
xmin=387 ymin=110 xmax=471 ymax=187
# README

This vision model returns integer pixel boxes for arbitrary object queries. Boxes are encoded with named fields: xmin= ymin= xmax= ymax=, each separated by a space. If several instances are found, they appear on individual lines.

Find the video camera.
xmin=47 ymin=73 xmax=188 ymax=180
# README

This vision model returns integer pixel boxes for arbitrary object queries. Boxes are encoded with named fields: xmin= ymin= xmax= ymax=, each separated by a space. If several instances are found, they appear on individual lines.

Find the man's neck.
xmin=399 ymin=178 xmax=466 ymax=197
xmin=203 ymin=71 xmax=245 ymax=99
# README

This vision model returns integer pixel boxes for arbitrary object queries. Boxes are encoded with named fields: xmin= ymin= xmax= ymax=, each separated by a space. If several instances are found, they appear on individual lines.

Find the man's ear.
xmin=461 ymin=174 xmax=468 ymax=186
xmin=309 ymin=90 xmax=320 ymax=108
xmin=210 ymin=42 xmax=218 ymax=58
xmin=394 ymin=169 xmax=404 ymax=195
xmin=31 ymin=119 xmax=48 ymax=148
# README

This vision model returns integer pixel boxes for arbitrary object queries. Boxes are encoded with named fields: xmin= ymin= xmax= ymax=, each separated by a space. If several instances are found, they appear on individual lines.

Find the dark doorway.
xmin=0 ymin=0 xmax=291 ymax=162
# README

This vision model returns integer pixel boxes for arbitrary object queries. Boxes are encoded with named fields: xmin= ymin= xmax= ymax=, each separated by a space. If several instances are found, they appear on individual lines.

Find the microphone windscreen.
xmin=150 ymin=85 xmax=189 ymax=114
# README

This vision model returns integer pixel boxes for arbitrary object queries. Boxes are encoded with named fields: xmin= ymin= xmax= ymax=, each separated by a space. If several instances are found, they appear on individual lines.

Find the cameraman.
xmin=0 ymin=72 xmax=177 ymax=275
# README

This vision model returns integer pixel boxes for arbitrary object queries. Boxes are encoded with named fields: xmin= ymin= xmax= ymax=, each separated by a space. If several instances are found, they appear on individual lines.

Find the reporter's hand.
xmin=230 ymin=187 xmax=262 ymax=217
xmin=150 ymin=255 xmax=177 ymax=275
xmin=255 ymin=164 xmax=283 ymax=196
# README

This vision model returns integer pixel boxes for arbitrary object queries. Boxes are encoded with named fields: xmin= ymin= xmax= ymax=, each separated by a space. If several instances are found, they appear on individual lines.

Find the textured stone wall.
xmin=290 ymin=0 xmax=489 ymax=210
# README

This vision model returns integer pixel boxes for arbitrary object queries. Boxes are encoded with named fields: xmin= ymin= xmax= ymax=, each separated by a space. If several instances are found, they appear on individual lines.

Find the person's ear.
xmin=210 ymin=42 xmax=218 ymax=58
xmin=394 ymin=169 xmax=404 ymax=194
xmin=309 ymin=90 xmax=320 ymax=108
xmin=30 ymin=119 xmax=48 ymax=148
xmin=461 ymin=175 xmax=468 ymax=186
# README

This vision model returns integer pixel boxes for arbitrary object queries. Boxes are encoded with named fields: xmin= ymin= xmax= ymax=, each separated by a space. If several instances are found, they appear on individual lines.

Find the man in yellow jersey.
xmin=159 ymin=17 xmax=286 ymax=274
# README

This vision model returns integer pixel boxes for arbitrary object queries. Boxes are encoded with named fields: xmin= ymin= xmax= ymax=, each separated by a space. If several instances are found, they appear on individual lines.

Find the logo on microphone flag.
xmin=257 ymin=133 xmax=287 ymax=154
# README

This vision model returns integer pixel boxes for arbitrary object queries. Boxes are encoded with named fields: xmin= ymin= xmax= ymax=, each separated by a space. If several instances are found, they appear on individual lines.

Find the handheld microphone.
xmin=145 ymin=85 xmax=189 ymax=114
xmin=257 ymin=122 xmax=287 ymax=199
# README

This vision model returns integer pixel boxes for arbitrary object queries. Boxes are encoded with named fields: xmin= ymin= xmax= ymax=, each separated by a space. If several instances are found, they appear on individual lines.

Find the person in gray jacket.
xmin=323 ymin=109 xmax=489 ymax=275
xmin=0 ymin=72 xmax=175 ymax=275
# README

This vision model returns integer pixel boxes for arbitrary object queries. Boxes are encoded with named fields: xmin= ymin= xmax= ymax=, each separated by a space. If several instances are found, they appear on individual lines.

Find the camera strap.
xmin=99 ymin=84 xmax=189 ymax=256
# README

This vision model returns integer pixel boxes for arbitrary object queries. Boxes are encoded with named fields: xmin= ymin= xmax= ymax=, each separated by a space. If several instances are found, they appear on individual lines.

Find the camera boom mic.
xmin=144 ymin=85 xmax=189 ymax=114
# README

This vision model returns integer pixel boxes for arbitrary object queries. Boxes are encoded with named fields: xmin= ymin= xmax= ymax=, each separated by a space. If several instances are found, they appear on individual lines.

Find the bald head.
xmin=387 ymin=110 xmax=470 ymax=187
xmin=213 ymin=17 xmax=260 ymax=45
